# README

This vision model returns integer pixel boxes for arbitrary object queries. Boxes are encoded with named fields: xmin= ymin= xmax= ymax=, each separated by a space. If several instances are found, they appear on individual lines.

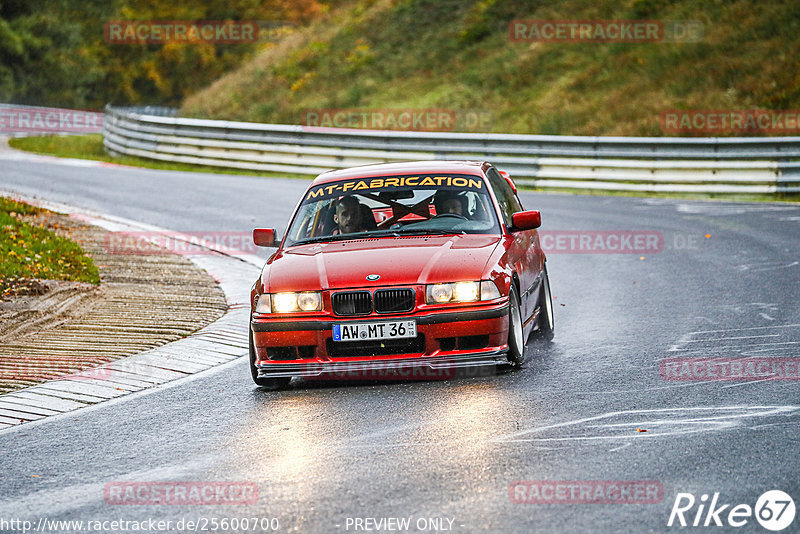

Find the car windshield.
xmin=283 ymin=173 xmax=502 ymax=247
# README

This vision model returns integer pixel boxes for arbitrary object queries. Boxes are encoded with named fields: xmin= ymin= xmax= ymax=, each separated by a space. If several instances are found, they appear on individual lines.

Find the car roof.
xmin=310 ymin=160 xmax=492 ymax=186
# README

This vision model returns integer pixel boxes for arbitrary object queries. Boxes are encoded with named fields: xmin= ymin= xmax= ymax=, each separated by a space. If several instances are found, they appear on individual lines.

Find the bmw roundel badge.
xmin=366 ymin=274 xmax=380 ymax=281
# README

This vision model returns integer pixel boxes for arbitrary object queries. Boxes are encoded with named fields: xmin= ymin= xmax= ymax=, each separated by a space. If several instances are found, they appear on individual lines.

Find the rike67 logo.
xmin=668 ymin=490 xmax=795 ymax=531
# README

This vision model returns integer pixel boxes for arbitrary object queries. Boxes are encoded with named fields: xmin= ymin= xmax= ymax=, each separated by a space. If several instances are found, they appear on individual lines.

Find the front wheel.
xmin=533 ymin=265 xmax=554 ymax=341
xmin=506 ymin=285 xmax=525 ymax=366
xmin=249 ymin=325 xmax=291 ymax=390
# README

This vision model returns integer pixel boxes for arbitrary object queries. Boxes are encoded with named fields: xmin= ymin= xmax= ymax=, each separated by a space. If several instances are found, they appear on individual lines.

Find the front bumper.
xmin=254 ymin=351 xmax=510 ymax=379
xmin=251 ymin=303 xmax=510 ymax=379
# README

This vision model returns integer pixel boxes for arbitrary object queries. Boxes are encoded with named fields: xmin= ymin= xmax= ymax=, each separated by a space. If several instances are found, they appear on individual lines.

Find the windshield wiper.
xmin=397 ymin=228 xmax=466 ymax=236
xmin=290 ymin=230 xmax=400 ymax=246
xmin=290 ymin=234 xmax=361 ymax=246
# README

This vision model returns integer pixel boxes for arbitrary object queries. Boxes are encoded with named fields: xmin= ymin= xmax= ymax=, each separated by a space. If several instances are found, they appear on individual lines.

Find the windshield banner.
xmin=304 ymin=174 xmax=485 ymax=202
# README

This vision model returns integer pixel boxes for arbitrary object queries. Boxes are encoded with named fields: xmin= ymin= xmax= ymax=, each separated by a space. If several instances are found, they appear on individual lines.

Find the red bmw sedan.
xmin=249 ymin=161 xmax=553 ymax=388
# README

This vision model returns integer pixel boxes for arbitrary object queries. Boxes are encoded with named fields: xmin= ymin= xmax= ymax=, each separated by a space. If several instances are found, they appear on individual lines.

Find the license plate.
xmin=333 ymin=320 xmax=417 ymax=342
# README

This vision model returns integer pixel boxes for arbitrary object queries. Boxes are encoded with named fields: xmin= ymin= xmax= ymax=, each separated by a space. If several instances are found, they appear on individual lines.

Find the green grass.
xmin=9 ymin=134 xmax=108 ymax=161
xmin=0 ymin=197 xmax=100 ymax=299
xmin=8 ymin=135 xmax=310 ymax=180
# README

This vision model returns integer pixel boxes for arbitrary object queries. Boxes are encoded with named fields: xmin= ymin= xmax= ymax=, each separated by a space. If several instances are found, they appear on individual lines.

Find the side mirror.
xmin=511 ymin=210 xmax=541 ymax=231
xmin=253 ymin=228 xmax=277 ymax=247
xmin=498 ymin=170 xmax=518 ymax=194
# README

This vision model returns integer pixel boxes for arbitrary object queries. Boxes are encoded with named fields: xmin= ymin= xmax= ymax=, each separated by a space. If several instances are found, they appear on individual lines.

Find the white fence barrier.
xmin=102 ymin=106 xmax=800 ymax=194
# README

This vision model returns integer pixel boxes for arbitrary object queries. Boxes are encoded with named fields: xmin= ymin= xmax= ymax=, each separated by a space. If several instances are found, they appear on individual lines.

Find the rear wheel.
xmin=506 ymin=285 xmax=525 ymax=366
xmin=249 ymin=324 xmax=291 ymax=390
xmin=533 ymin=265 xmax=554 ymax=341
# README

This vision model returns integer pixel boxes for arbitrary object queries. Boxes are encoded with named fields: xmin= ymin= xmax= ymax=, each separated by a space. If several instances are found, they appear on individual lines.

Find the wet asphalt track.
xmin=1 ymin=156 xmax=799 ymax=533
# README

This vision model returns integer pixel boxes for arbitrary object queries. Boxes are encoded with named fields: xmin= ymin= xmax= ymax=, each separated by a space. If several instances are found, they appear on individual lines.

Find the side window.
xmin=487 ymin=168 xmax=522 ymax=226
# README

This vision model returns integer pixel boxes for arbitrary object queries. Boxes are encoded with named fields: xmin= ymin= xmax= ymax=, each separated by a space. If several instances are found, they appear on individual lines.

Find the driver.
xmin=433 ymin=190 xmax=469 ymax=217
xmin=333 ymin=195 xmax=366 ymax=234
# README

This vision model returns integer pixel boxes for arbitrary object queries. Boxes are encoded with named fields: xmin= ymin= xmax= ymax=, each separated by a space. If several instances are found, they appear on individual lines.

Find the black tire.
xmin=533 ymin=265 xmax=554 ymax=341
xmin=506 ymin=284 xmax=525 ymax=366
xmin=249 ymin=324 xmax=291 ymax=390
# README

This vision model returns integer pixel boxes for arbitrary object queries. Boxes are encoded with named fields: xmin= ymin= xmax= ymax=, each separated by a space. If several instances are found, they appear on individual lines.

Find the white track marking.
xmin=735 ymin=261 xmax=799 ymax=273
xmin=491 ymin=405 xmax=799 ymax=443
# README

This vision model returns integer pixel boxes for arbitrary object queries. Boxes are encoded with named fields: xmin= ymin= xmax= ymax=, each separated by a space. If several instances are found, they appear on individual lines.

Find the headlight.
xmin=267 ymin=291 xmax=323 ymax=313
xmin=453 ymin=281 xmax=479 ymax=302
xmin=428 ymin=283 xmax=454 ymax=303
xmin=297 ymin=292 xmax=322 ymax=311
xmin=425 ymin=281 xmax=499 ymax=304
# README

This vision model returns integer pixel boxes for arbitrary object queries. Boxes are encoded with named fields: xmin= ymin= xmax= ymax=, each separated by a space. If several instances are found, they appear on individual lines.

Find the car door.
xmin=486 ymin=167 xmax=540 ymax=323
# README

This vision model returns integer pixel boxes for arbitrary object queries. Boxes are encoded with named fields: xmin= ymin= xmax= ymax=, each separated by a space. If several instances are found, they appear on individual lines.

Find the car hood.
xmin=263 ymin=234 xmax=502 ymax=292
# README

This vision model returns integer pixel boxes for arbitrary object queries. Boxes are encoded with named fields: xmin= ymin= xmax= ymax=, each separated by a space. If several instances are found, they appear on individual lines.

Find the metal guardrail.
xmin=111 ymin=105 xmax=178 ymax=117
xmin=103 ymin=106 xmax=800 ymax=194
